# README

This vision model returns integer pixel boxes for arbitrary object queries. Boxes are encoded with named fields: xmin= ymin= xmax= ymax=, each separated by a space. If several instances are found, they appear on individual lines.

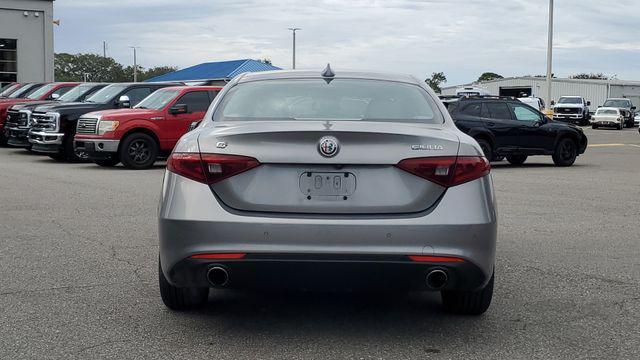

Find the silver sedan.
xmin=158 ymin=67 xmax=497 ymax=315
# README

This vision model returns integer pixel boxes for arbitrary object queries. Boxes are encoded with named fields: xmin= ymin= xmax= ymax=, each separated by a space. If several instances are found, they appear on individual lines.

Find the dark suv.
xmin=448 ymin=97 xmax=588 ymax=166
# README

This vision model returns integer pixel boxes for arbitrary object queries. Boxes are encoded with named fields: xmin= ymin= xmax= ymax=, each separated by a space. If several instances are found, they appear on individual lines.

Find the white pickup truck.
xmin=553 ymin=96 xmax=591 ymax=126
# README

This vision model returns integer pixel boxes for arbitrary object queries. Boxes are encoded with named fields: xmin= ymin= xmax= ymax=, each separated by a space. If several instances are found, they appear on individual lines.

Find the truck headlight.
xmin=97 ymin=120 xmax=119 ymax=135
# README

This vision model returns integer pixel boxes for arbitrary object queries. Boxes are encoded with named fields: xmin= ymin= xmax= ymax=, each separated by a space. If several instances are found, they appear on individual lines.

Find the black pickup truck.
xmin=28 ymin=82 xmax=179 ymax=161
xmin=5 ymin=83 xmax=108 ymax=148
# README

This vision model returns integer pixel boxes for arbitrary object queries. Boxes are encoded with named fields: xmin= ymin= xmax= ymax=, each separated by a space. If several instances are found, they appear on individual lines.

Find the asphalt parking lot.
xmin=1 ymin=127 xmax=639 ymax=359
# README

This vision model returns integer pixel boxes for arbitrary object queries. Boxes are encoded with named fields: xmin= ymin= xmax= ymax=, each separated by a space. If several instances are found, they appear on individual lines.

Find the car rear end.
xmin=158 ymin=71 xmax=497 ymax=313
xmin=592 ymin=108 xmax=623 ymax=128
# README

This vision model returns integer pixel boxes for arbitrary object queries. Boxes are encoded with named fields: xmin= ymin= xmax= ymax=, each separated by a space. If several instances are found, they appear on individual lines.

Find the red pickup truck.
xmin=74 ymin=86 xmax=221 ymax=169
xmin=1 ymin=82 xmax=79 ymax=144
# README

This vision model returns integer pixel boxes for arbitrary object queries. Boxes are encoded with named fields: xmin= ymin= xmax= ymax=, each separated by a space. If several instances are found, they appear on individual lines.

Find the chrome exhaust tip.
xmin=426 ymin=269 xmax=448 ymax=290
xmin=206 ymin=266 xmax=229 ymax=287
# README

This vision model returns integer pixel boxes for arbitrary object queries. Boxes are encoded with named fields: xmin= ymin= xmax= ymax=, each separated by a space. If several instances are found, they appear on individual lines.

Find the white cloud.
xmin=54 ymin=0 xmax=640 ymax=84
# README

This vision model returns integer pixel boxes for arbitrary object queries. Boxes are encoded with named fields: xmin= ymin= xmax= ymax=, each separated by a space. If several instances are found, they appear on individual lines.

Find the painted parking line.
xmin=588 ymin=143 xmax=640 ymax=148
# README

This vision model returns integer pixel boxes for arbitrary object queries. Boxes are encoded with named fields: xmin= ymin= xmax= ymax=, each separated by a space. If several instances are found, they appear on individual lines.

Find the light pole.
xmin=129 ymin=46 xmax=139 ymax=82
xmin=288 ymin=27 xmax=301 ymax=69
xmin=545 ymin=0 xmax=554 ymax=110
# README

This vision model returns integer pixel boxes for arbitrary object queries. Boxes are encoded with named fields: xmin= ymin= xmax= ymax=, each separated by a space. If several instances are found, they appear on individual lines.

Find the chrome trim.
xmin=75 ymin=138 xmax=120 ymax=152
xmin=28 ymin=130 xmax=65 ymax=145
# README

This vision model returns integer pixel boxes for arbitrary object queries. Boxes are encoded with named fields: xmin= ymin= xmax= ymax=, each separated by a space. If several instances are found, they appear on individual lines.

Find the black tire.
xmin=506 ymin=154 xmax=527 ymax=165
xmin=476 ymin=138 xmax=493 ymax=162
xmin=119 ymin=132 xmax=158 ymax=170
xmin=441 ymin=272 xmax=494 ymax=315
xmin=552 ymin=138 xmax=578 ymax=167
xmin=159 ymin=258 xmax=208 ymax=311
xmin=94 ymin=158 xmax=120 ymax=167
xmin=592 ymin=124 xmax=598 ymax=129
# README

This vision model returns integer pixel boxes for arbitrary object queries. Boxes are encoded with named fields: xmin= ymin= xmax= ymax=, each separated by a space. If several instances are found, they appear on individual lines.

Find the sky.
xmin=53 ymin=0 xmax=640 ymax=86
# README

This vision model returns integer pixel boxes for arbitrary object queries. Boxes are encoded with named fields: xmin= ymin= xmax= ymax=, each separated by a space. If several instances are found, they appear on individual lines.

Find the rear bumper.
xmin=169 ymin=254 xmax=488 ymax=291
xmin=159 ymin=172 xmax=498 ymax=291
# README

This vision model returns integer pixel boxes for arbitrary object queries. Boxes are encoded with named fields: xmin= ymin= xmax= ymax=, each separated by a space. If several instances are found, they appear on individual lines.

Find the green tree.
xmin=140 ymin=66 xmax=178 ymax=81
xmin=54 ymin=53 xmax=127 ymax=82
xmin=425 ymin=72 xmax=447 ymax=93
xmin=55 ymin=53 xmax=177 ymax=82
xmin=569 ymin=73 xmax=608 ymax=80
xmin=477 ymin=72 xmax=503 ymax=82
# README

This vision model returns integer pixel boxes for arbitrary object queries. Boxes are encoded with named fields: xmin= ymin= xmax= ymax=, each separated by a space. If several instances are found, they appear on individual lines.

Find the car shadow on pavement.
xmin=490 ymin=162 xmax=588 ymax=169
xmin=182 ymin=289 xmax=480 ymax=340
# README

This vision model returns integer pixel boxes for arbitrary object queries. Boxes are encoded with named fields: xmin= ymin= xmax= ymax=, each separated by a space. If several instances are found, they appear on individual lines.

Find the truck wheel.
xmin=95 ymin=158 xmax=120 ymax=167
xmin=119 ymin=133 xmax=158 ymax=170
xmin=552 ymin=138 xmax=577 ymax=166
xmin=506 ymin=154 xmax=527 ymax=165
xmin=159 ymin=257 xmax=208 ymax=311
xmin=476 ymin=138 xmax=493 ymax=162
xmin=592 ymin=124 xmax=598 ymax=129
xmin=441 ymin=272 xmax=494 ymax=315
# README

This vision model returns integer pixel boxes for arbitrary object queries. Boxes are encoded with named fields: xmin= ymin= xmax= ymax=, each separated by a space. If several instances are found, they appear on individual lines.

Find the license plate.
xmin=299 ymin=172 xmax=356 ymax=197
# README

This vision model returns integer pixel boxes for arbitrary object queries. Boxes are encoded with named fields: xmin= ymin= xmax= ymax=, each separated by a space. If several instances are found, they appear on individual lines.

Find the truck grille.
xmin=77 ymin=118 xmax=98 ymax=134
xmin=555 ymin=107 xmax=581 ymax=114
xmin=31 ymin=112 xmax=58 ymax=132
xmin=5 ymin=110 xmax=25 ymax=127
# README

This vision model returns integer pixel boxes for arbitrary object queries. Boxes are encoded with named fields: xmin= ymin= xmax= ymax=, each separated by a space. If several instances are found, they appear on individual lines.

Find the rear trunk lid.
xmin=198 ymin=121 xmax=460 ymax=214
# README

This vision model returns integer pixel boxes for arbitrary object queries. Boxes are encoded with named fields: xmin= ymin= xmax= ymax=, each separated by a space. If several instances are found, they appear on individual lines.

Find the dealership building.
xmin=0 ymin=0 xmax=54 ymax=86
xmin=441 ymin=77 xmax=640 ymax=107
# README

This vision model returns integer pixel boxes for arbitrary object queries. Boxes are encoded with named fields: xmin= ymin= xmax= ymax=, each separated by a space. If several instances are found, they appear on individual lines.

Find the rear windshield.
xmin=603 ymin=100 xmax=631 ymax=107
xmin=597 ymin=109 xmax=618 ymax=115
xmin=214 ymin=79 xmax=442 ymax=124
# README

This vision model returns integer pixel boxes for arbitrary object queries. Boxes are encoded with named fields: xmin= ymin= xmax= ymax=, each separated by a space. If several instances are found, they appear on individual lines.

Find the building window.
xmin=0 ymin=39 xmax=18 ymax=86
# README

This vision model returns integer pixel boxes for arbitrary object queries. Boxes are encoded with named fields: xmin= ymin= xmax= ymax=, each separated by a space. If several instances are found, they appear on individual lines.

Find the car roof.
xmin=157 ymin=85 xmax=223 ymax=91
xmin=236 ymin=69 xmax=421 ymax=85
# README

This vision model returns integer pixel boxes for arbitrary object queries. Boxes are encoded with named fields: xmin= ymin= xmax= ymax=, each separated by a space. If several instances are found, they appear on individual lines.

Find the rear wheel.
xmin=119 ymin=133 xmax=158 ymax=170
xmin=441 ymin=272 xmax=494 ymax=315
xmin=506 ymin=154 xmax=527 ymax=165
xmin=158 ymin=258 xmax=208 ymax=311
xmin=552 ymin=138 xmax=577 ymax=167
xmin=476 ymin=138 xmax=493 ymax=162
xmin=95 ymin=158 xmax=120 ymax=167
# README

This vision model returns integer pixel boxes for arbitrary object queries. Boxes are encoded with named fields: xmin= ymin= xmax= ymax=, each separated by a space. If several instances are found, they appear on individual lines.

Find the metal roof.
xmin=145 ymin=59 xmax=281 ymax=82
xmin=442 ymin=76 xmax=640 ymax=91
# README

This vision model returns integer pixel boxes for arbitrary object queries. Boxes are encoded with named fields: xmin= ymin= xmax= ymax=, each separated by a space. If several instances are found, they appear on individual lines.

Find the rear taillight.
xmin=395 ymin=156 xmax=490 ymax=187
xmin=167 ymin=152 xmax=260 ymax=184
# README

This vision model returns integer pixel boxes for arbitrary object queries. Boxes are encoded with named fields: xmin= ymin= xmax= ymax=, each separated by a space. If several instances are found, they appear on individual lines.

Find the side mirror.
xmin=586 ymin=101 xmax=591 ymax=106
xmin=597 ymin=106 xmax=602 ymax=108
xmin=631 ymin=106 xmax=636 ymax=110
xmin=550 ymin=100 xmax=555 ymax=106
xmin=169 ymin=104 xmax=188 ymax=115
xmin=188 ymin=121 xmax=200 ymax=132
xmin=50 ymin=93 xmax=60 ymax=100
xmin=117 ymin=95 xmax=131 ymax=108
